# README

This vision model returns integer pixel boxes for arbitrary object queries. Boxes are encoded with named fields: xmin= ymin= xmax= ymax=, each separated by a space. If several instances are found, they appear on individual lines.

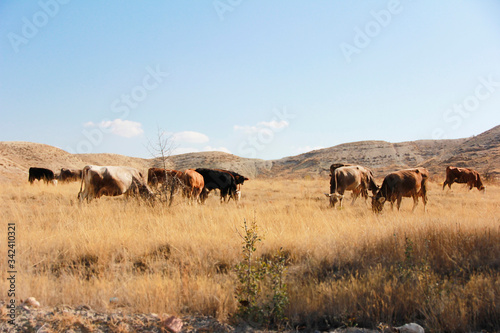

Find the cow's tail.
xmin=79 ymin=166 xmax=89 ymax=197
xmin=334 ymin=171 xmax=339 ymax=194
xmin=476 ymin=173 xmax=485 ymax=191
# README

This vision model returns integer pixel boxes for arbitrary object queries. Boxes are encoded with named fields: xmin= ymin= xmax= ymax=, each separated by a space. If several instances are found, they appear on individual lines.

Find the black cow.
xmin=215 ymin=169 xmax=249 ymax=187
xmin=28 ymin=167 xmax=57 ymax=185
xmin=58 ymin=168 xmax=83 ymax=183
xmin=195 ymin=168 xmax=239 ymax=203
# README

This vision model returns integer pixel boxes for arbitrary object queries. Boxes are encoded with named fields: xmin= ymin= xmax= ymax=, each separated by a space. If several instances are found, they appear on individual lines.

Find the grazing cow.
xmin=58 ymin=168 xmax=82 ymax=183
xmin=147 ymin=167 xmax=184 ymax=206
xmin=372 ymin=168 xmax=429 ymax=213
xmin=215 ymin=169 xmax=249 ymax=188
xmin=28 ymin=167 xmax=57 ymax=185
xmin=147 ymin=168 xmax=183 ymax=187
xmin=215 ymin=169 xmax=249 ymax=200
xmin=78 ymin=165 xmax=153 ymax=202
xmin=442 ymin=166 xmax=485 ymax=192
xmin=329 ymin=163 xmax=353 ymax=176
xmin=325 ymin=165 xmax=378 ymax=208
xmin=195 ymin=168 xmax=239 ymax=203
xmin=182 ymin=169 xmax=205 ymax=203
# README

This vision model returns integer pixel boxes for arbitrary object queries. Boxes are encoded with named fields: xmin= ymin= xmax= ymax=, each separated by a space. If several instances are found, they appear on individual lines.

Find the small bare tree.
xmin=146 ymin=127 xmax=183 ymax=205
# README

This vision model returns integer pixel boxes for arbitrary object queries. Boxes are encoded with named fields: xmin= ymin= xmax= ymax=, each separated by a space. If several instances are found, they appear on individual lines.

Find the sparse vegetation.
xmin=233 ymin=219 xmax=289 ymax=330
xmin=0 ymin=179 xmax=499 ymax=332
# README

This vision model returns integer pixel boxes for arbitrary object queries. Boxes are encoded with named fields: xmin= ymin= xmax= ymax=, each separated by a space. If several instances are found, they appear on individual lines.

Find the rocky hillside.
xmin=1 ymin=125 xmax=499 ymax=183
xmin=0 ymin=142 xmax=86 ymax=183
xmin=157 ymin=152 xmax=272 ymax=179
xmin=270 ymin=139 xmax=467 ymax=179
xmin=425 ymin=125 xmax=500 ymax=180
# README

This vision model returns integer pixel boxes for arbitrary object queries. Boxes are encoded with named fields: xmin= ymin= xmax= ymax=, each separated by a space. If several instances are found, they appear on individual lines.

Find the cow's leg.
xmin=411 ymin=195 xmax=419 ymax=212
xmin=350 ymin=191 xmax=358 ymax=205
xmin=396 ymin=196 xmax=403 ymax=211
xmin=220 ymin=188 xmax=227 ymax=203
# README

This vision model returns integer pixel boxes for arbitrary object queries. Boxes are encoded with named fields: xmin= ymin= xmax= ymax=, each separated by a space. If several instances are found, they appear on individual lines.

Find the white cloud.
xmin=171 ymin=147 xmax=200 ymax=155
xmin=234 ymin=119 xmax=289 ymax=134
xmin=293 ymin=146 xmax=325 ymax=155
xmin=233 ymin=125 xmax=260 ymax=134
xmin=84 ymin=119 xmax=143 ymax=138
xmin=171 ymin=131 xmax=209 ymax=144
xmin=170 ymin=146 xmax=230 ymax=155
xmin=203 ymin=146 xmax=231 ymax=154
xmin=258 ymin=120 xmax=289 ymax=130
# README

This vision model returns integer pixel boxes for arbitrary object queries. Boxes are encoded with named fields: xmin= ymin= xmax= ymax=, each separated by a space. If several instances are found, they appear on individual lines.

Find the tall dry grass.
xmin=1 ymin=178 xmax=499 ymax=331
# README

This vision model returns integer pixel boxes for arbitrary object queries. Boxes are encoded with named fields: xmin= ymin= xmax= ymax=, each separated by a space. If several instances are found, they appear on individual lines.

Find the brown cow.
xmin=182 ymin=169 xmax=205 ymax=203
xmin=443 ymin=166 xmax=485 ymax=192
xmin=147 ymin=168 xmax=183 ymax=187
xmin=372 ymin=168 xmax=429 ymax=213
xmin=325 ymin=165 xmax=378 ymax=208
xmin=78 ymin=165 xmax=153 ymax=203
xmin=147 ymin=167 xmax=185 ymax=205
xmin=58 ymin=168 xmax=82 ymax=183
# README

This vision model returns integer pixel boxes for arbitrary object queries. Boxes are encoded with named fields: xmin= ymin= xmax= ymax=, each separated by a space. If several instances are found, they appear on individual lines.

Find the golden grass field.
xmin=1 ymin=178 xmax=499 ymax=332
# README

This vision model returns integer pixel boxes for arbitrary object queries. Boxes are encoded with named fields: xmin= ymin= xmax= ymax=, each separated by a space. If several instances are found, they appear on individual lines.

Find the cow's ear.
xmin=378 ymin=197 xmax=386 ymax=203
xmin=324 ymin=193 xmax=331 ymax=197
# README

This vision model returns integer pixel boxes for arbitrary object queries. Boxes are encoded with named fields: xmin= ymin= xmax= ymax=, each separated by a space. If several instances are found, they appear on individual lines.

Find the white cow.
xmin=78 ymin=165 xmax=153 ymax=202
xmin=325 ymin=165 xmax=378 ymax=208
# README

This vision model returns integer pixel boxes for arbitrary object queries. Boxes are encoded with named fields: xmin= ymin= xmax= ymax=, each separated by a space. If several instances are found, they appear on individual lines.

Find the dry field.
xmin=1 ymin=178 xmax=499 ymax=332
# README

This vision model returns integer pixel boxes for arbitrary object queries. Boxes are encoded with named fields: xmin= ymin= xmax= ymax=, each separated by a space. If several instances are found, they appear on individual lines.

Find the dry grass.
xmin=1 ymin=179 xmax=499 ymax=331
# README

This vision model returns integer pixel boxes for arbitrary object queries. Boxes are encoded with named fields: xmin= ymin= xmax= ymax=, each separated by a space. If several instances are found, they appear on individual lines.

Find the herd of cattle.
xmin=28 ymin=166 xmax=248 ymax=204
xmin=28 ymin=164 xmax=486 ymax=213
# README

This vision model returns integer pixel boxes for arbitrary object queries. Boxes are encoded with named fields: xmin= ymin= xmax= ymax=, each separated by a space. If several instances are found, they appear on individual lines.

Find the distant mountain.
xmin=1 ymin=125 xmax=499 ymax=183
xmin=270 ymin=139 xmax=467 ymax=179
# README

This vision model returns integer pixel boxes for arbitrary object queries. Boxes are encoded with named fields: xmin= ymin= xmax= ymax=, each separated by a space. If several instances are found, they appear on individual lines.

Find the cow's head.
xmin=371 ymin=196 xmax=386 ymax=213
xmin=77 ymin=191 xmax=85 ymax=203
xmin=200 ymin=188 xmax=209 ymax=203
xmin=233 ymin=189 xmax=241 ymax=202
xmin=139 ymin=184 xmax=155 ymax=201
xmin=325 ymin=193 xmax=343 ymax=207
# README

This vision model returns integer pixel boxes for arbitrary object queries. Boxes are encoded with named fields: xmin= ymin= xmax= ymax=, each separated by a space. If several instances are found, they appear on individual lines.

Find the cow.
xmin=147 ymin=168 xmax=183 ymax=187
xmin=329 ymin=163 xmax=353 ymax=176
xmin=325 ymin=165 xmax=378 ymax=208
xmin=195 ymin=168 xmax=239 ymax=203
xmin=78 ymin=165 xmax=153 ymax=203
xmin=147 ymin=168 xmax=185 ymax=206
xmin=58 ymin=168 xmax=82 ymax=183
xmin=28 ymin=167 xmax=57 ymax=185
xmin=442 ymin=166 xmax=485 ymax=192
xmin=215 ymin=169 xmax=249 ymax=188
xmin=215 ymin=169 xmax=249 ymax=200
xmin=371 ymin=168 xmax=429 ymax=213
xmin=182 ymin=169 xmax=205 ymax=203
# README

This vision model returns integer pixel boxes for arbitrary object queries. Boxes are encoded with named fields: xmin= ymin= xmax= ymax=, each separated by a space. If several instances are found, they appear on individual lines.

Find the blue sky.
xmin=1 ymin=1 xmax=500 ymax=160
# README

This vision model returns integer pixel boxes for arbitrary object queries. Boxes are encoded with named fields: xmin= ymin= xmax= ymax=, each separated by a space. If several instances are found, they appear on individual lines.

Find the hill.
xmin=270 ymin=139 xmax=467 ymax=179
xmin=0 ymin=125 xmax=499 ymax=183
xmin=0 ymin=142 xmax=87 ymax=183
